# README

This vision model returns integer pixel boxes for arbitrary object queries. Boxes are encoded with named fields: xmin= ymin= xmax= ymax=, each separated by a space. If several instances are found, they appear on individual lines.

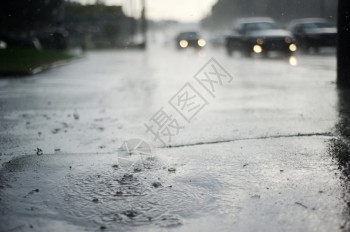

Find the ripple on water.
xmin=0 ymin=153 xmax=219 ymax=230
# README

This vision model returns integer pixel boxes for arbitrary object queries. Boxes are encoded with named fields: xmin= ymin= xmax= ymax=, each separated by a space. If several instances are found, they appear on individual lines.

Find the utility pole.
xmin=337 ymin=0 xmax=350 ymax=88
xmin=140 ymin=0 xmax=147 ymax=49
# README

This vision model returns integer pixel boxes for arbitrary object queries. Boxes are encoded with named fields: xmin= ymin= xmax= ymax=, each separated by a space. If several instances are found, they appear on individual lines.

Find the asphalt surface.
xmin=1 ymin=43 xmax=349 ymax=231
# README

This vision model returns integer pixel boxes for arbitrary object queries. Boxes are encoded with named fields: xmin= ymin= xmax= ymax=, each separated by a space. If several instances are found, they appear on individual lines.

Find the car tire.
xmin=299 ymin=44 xmax=309 ymax=54
xmin=241 ymin=48 xmax=251 ymax=57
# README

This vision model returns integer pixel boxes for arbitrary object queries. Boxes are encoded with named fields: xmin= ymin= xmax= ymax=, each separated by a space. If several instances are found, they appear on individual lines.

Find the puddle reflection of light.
xmin=289 ymin=56 xmax=298 ymax=66
xmin=198 ymin=50 xmax=206 ymax=57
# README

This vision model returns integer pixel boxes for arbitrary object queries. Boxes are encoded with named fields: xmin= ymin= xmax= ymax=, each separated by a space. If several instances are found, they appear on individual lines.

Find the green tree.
xmin=0 ymin=0 xmax=64 ymax=34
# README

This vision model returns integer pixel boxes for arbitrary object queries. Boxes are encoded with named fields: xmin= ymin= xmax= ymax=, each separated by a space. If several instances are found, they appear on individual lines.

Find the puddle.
xmin=0 ymin=152 xmax=215 ymax=231
xmin=1 ymin=137 xmax=349 ymax=231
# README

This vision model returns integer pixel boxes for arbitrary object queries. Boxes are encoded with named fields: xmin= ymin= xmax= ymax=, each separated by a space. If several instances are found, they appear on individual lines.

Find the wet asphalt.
xmin=1 ymin=43 xmax=349 ymax=231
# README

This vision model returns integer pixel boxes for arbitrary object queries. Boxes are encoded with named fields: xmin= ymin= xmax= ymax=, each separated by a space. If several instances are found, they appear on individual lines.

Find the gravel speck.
xmin=152 ymin=181 xmax=162 ymax=188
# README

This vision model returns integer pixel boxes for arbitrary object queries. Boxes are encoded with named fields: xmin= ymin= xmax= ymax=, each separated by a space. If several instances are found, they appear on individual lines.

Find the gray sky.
xmin=76 ymin=0 xmax=218 ymax=22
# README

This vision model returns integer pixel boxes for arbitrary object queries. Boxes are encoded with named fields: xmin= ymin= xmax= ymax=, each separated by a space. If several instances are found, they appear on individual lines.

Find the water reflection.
xmin=289 ymin=56 xmax=298 ymax=66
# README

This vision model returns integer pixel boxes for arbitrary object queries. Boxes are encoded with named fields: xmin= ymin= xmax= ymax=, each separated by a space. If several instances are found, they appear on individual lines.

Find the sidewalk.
xmin=0 ymin=47 xmax=348 ymax=231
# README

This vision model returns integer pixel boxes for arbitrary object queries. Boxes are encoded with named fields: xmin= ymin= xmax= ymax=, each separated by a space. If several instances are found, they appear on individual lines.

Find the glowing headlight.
xmin=289 ymin=56 xmax=298 ymax=66
xmin=198 ymin=39 xmax=206 ymax=47
xmin=253 ymin=45 xmax=263 ymax=53
xmin=289 ymin=44 xmax=297 ymax=52
xmin=179 ymin=40 xmax=188 ymax=48
xmin=257 ymin=38 xmax=264 ymax=45
xmin=285 ymin=37 xmax=292 ymax=44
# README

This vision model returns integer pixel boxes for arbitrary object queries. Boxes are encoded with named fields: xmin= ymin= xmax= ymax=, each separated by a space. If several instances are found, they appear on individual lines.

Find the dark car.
xmin=287 ymin=18 xmax=337 ymax=52
xmin=226 ymin=17 xmax=296 ymax=57
xmin=176 ymin=31 xmax=206 ymax=49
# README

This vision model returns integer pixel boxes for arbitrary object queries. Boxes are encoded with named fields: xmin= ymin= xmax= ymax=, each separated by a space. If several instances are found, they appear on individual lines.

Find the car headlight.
xmin=289 ymin=44 xmax=297 ymax=52
xmin=253 ymin=45 xmax=263 ymax=53
xmin=198 ymin=39 xmax=206 ymax=47
xmin=179 ymin=40 xmax=188 ymax=48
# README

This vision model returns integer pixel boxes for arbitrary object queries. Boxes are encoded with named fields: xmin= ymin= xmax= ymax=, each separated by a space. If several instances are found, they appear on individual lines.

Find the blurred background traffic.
xmin=0 ymin=0 xmax=338 ymax=75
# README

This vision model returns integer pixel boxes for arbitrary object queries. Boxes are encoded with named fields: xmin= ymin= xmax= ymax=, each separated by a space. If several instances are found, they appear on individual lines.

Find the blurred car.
xmin=226 ymin=17 xmax=296 ymax=57
xmin=287 ymin=18 xmax=337 ymax=52
xmin=176 ymin=31 xmax=206 ymax=49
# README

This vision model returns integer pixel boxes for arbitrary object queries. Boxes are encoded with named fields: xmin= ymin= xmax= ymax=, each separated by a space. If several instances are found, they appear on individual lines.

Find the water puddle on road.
xmin=1 ymin=137 xmax=349 ymax=231
xmin=0 ymin=151 xmax=217 ymax=231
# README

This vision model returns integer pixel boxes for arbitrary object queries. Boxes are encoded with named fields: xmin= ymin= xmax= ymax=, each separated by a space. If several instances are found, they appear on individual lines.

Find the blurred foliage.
xmin=0 ymin=48 xmax=74 ymax=75
xmin=63 ymin=2 xmax=136 ymax=49
xmin=0 ymin=0 xmax=136 ymax=50
xmin=0 ymin=0 xmax=64 ymax=34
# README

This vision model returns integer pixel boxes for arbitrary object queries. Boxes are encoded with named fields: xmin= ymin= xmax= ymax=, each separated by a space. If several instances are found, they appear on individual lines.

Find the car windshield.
xmin=179 ymin=32 xmax=199 ymax=38
xmin=243 ymin=22 xmax=280 ymax=32
xmin=301 ymin=22 xmax=333 ymax=29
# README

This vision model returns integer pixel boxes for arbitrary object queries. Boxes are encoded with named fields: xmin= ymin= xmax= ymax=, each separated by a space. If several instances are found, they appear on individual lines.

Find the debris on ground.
xmin=51 ymin=128 xmax=60 ymax=134
xmin=295 ymin=202 xmax=308 ymax=209
xmin=123 ymin=210 xmax=138 ymax=218
xmin=36 ymin=148 xmax=43 ymax=155
xmin=116 ymin=191 xmax=123 ymax=196
xmin=134 ymin=167 xmax=142 ymax=172
xmin=152 ymin=181 xmax=162 ymax=188
xmin=73 ymin=113 xmax=79 ymax=120
xmin=27 ymin=189 xmax=40 ymax=195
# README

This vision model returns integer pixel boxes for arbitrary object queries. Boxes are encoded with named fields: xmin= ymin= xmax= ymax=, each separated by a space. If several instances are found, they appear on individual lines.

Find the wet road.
xmin=0 ymin=43 xmax=347 ymax=231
